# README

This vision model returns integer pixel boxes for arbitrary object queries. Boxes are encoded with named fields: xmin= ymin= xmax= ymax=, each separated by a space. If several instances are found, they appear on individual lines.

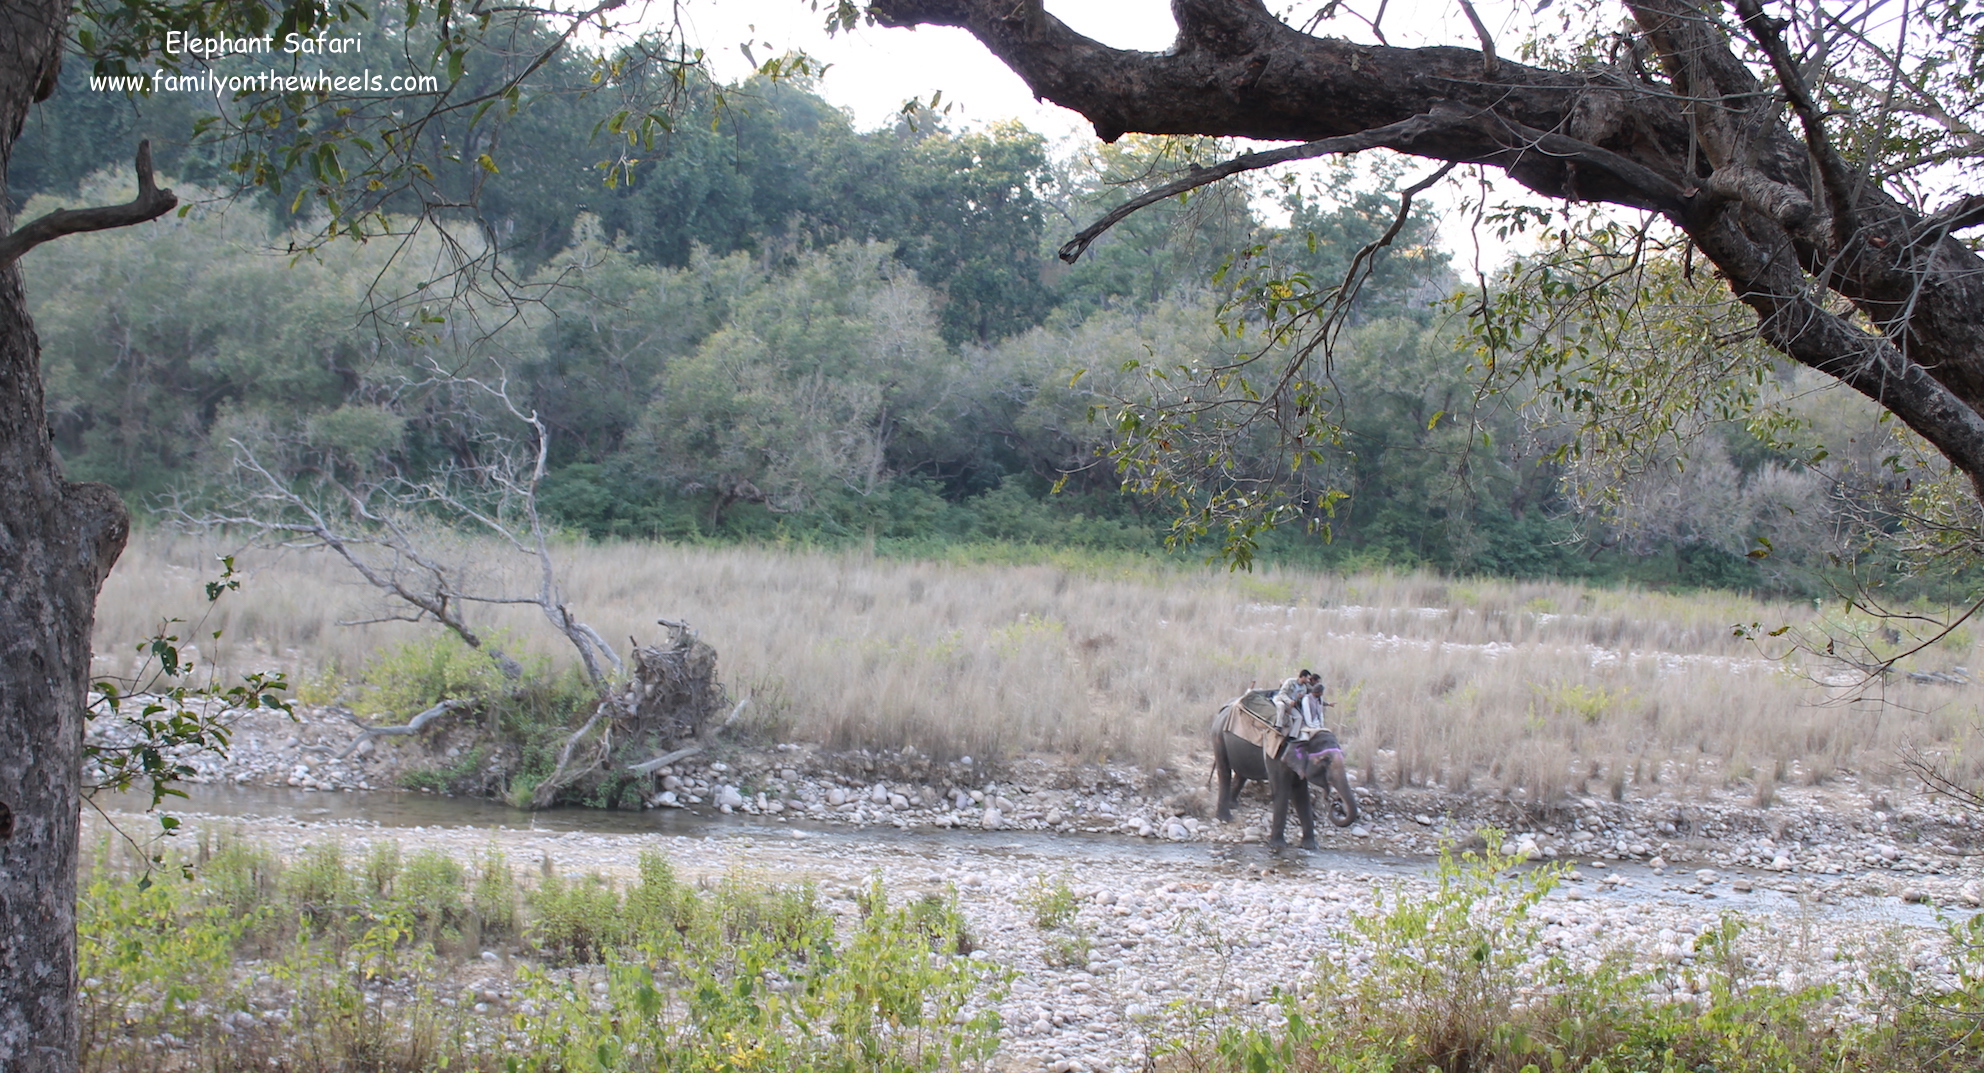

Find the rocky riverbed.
xmin=159 ymin=703 xmax=1984 ymax=902
xmin=92 ymin=778 xmax=1977 ymax=1073
xmin=85 ymin=697 xmax=1984 ymax=1071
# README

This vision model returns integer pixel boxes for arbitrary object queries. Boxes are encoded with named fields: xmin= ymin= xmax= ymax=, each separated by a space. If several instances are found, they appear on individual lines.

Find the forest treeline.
xmin=18 ymin=40 xmax=1917 ymax=595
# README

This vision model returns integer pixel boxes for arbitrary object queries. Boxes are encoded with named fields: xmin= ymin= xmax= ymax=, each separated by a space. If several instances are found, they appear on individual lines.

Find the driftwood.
xmin=335 ymin=698 xmax=473 ymax=759
xmin=625 ymin=696 xmax=751 ymax=774
xmin=629 ymin=745 xmax=704 ymax=776
xmin=325 ymin=620 xmax=728 ymax=807
xmin=528 ymin=619 xmax=726 ymax=808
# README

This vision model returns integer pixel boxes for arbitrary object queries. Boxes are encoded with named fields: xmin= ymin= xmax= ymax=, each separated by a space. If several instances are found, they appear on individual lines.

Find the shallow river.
xmin=124 ymin=784 xmax=1947 ymax=929
xmin=93 ymin=785 xmax=1970 ymax=1073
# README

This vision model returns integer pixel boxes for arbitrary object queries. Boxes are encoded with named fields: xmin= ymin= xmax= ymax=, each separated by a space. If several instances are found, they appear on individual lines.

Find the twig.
xmin=1057 ymin=115 xmax=1438 ymax=264
xmin=1457 ymin=0 xmax=1498 ymax=79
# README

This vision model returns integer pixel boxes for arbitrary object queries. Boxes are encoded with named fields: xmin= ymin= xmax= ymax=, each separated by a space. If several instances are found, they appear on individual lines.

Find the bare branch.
xmin=1733 ymin=0 xmax=1862 ymax=243
xmin=0 ymin=141 xmax=176 ymax=267
xmin=628 ymin=745 xmax=703 ymax=775
xmin=1903 ymin=746 xmax=1984 ymax=814
xmin=335 ymin=698 xmax=473 ymax=759
xmin=1059 ymin=115 xmax=1442 ymax=264
xmin=1457 ymin=0 xmax=1499 ymax=79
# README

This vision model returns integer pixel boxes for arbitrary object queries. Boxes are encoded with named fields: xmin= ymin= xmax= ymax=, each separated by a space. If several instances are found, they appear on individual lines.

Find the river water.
xmin=116 ymin=784 xmax=1950 ymax=929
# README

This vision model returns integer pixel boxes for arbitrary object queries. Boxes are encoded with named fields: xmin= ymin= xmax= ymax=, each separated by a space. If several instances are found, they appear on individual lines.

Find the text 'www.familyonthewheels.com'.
xmin=89 ymin=69 xmax=440 ymax=94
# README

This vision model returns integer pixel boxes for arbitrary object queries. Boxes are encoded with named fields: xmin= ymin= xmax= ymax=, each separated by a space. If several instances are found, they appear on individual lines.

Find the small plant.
xmin=395 ymin=850 xmax=467 ymax=944
xmin=507 ymin=874 xmax=1005 ymax=1073
xmin=362 ymin=840 xmax=402 ymax=896
xmin=470 ymin=848 xmax=519 ymax=939
xmin=528 ymin=872 xmax=629 ymax=963
xmin=1022 ymin=872 xmax=1082 ymax=930
xmin=1022 ymin=872 xmax=1091 ymax=967
xmin=1536 ymin=680 xmax=1630 ymax=725
xmin=358 ymin=632 xmax=514 ymax=721
xmin=908 ymin=890 xmax=978 ymax=955
xmin=283 ymin=843 xmax=352 ymax=923
xmin=1042 ymin=930 xmax=1092 ymax=968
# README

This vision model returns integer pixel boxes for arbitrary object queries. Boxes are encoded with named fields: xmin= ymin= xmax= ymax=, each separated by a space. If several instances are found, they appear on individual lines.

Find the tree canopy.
xmin=859 ymin=0 xmax=1984 ymax=555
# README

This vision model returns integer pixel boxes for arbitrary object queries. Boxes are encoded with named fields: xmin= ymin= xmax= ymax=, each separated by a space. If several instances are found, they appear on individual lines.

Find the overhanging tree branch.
xmin=1058 ymin=115 xmax=1440 ymax=263
xmin=869 ymin=0 xmax=1984 ymax=507
xmin=0 ymin=140 xmax=174 ymax=267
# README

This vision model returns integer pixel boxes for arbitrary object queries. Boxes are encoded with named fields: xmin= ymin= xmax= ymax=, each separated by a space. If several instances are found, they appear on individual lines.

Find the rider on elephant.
xmin=1292 ymin=680 xmax=1331 ymax=742
xmin=1272 ymin=669 xmax=1316 ymax=731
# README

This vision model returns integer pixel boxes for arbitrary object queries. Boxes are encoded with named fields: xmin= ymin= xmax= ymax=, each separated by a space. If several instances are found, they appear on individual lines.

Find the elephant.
xmin=1210 ymin=704 xmax=1357 ymax=850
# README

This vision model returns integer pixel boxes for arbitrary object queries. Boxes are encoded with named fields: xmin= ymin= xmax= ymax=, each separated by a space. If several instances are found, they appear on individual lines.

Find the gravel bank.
xmin=94 ymin=775 xmax=1983 ymax=1073
xmin=155 ymin=703 xmax=1984 ymax=899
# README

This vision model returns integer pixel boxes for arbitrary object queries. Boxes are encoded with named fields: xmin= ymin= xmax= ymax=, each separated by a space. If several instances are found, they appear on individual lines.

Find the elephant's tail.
xmin=1207 ymin=704 xmax=1232 ymax=789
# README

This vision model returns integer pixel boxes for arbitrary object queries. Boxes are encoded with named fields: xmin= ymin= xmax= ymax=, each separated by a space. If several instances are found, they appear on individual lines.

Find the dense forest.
xmin=15 ymin=37 xmax=1919 ymax=595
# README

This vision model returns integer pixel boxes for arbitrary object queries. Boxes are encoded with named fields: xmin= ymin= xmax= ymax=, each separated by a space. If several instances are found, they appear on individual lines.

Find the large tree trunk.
xmin=0 ymin=4 xmax=132 ymax=1070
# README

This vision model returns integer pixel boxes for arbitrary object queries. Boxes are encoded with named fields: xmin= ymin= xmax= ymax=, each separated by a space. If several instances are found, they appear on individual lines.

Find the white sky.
xmin=669 ymin=0 xmax=1555 ymax=271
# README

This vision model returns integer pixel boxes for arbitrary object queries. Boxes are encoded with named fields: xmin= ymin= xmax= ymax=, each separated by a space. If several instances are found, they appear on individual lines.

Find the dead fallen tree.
xmin=182 ymin=359 xmax=733 ymax=807
xmin=526 ymin=619 xmax=727 ymax=808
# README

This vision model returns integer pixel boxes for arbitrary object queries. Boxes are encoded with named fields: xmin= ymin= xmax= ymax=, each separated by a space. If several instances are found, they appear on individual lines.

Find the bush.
xmin=81 ymin=835 xmax=1007 ymax=1072
xmin=394 ymin=850 xmax=467 ymax=943
xmin=1022 ymin=872 xmax=1081 ymax=931
xmin=509 ymin=875 xmax=1005 ymax=1073
xmin=1184 ymin=833 xmax=1984 ymax=1073
xmin=528 ymin=872 xmax=626 ymax=963
xmin=359 ymin=633 xmax=513 ymax=719
xmin=282 ymin=842 xmax=352 ymax=924
xmin=78 ymin=852 xmax=251 ymax=1070
xmin=471 ymin=848 xmax=520 ymax=940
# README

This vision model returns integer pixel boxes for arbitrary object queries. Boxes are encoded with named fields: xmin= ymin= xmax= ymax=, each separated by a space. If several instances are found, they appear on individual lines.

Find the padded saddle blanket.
xmin=1220 ymin=689 xmax=1287 ymax=756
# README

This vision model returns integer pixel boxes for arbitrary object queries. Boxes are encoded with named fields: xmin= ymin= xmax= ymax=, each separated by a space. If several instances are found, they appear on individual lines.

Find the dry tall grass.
xmin=97 ymin=531 xmax=1984 ymax=801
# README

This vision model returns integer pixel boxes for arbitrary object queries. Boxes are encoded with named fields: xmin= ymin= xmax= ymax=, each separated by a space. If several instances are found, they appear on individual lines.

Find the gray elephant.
xmin=1210 ymin=702 xmax=1357 ymax=850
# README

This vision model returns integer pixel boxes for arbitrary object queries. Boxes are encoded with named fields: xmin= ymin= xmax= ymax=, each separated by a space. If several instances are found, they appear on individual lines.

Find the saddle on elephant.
xmin=1219 ymin=689 xmax=1288 ymax=758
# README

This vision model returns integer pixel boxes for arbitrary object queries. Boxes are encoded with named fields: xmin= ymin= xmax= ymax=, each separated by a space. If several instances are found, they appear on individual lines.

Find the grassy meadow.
xmin=95 ymin=530 xmax=1984 ymax=803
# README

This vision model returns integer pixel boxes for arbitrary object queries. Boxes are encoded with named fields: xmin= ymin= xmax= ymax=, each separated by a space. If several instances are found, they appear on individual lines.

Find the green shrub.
xmin=201 ymin=838 xmax=282 ymax=924
xmin=507 ymin=875 xmax=1005 ymax=1073
xmin=362 ymin=840 xmax=402 ymax=896
xmin=529 ymin=873 xmax=626 ymax=963
xmin=1021 ymin=871 xmax=1087 ymax=966
xmin=471 ymin=848 xmax=520 ymax=940
xmin=78 ymin=850 xmax=255 ymax=1071
xmin=395 ymin=850 xmax=467 ymax=944
xmin=359 ymin=633 xmax=512 ymax=718
xmin=624 ymin=850 xmax=695 ymax=952
xmin=282 ymin=842 xmax=352 ymax=923
xmin=1022 ymin=872 xmax=1081 ymax=931
xmin=1181 ymin=832 xmax=1984 ymax=1073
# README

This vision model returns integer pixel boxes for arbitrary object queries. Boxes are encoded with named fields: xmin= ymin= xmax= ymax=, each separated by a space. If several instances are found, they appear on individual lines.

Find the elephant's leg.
xmin=1215 ymin=747 xmax=1235 ymax=823
xmin=1292 ymin=777 xmax=1319 ymax=851
xmin=1267 ymin=777 xmax=1290 ymax=848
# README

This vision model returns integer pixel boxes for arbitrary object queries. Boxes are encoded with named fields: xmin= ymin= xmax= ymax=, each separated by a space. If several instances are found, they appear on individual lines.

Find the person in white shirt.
xmin=1292 ymin=680 xmax=1331 ymax=741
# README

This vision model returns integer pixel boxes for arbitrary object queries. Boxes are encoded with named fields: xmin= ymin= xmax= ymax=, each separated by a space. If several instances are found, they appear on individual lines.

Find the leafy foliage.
xmin=84 ymin=556 xmax=294 ymax=848
xmin=79 ymin=838 xmax=1005 ymax=1072
xmin=25 ymin=64 xmax=1918 ymax=594
xmin=1188 ymin=834 xmax=1984 ymax=1073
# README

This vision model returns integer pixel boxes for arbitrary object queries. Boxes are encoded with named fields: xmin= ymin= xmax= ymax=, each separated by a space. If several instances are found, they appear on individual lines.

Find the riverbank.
xmin=176 ymin=700 xmax=1984 ymax=911
xmin=86 ymin=785 xmax=1977 ymax=1073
